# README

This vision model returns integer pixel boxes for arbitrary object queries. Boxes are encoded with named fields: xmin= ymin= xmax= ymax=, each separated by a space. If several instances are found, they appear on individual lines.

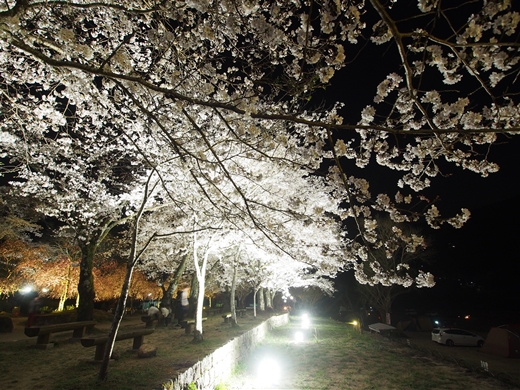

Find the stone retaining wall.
xmin=169 ymin=313 xmax=289 ymax=390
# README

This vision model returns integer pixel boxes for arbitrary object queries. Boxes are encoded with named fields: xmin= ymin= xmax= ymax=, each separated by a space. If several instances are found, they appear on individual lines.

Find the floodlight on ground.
xmin=302 ymin=313 xmax=311 ymax=329
xmin=257 ymin=358 xmax=281 ymax=386
xmin=294 ymin=331 xmax=304 ymax=343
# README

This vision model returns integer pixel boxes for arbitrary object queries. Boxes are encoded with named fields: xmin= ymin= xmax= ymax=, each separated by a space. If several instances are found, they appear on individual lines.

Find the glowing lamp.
xmin=301 ymin=312 xmax=311 ymax=328
xmin=257 ymin=358 xmax=280 ymax=385
xmin=20 ymin=286 xmax=33 ymax=294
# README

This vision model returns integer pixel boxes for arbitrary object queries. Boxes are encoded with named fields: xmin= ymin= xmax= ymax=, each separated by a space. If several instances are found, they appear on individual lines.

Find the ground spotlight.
xmin=301 ymin=313 xmax=311 ymax=329
xmin=257 ymin=358 xmax=280 ymax=386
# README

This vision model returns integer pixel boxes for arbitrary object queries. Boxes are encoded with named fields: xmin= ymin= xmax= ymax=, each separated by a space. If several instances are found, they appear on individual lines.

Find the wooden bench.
xmin=205 ymin=308 xmax=221 ymax=316
xmin=24 ymin=321 xmax=97 ymax=349
xmin=179 ymin=318 xmax=207 ymax=334
xmin=81 ymin=328 xmax=154 ymax=361
xmin=141 ymin=315 xmax=160 ymax=328
xmin=237 ymin=309 xmax=247 ymax=318
xmin=222 ymin=313 xmax=232 ymax=324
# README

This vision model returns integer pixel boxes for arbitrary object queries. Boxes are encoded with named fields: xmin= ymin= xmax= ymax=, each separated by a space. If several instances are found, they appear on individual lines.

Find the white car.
xmin=431 ymin=327 xmax=485 ymax=347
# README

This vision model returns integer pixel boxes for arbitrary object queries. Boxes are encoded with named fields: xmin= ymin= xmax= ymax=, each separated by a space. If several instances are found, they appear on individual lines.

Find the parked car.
xmin=431 ymin=327 xmax=485 ymax=347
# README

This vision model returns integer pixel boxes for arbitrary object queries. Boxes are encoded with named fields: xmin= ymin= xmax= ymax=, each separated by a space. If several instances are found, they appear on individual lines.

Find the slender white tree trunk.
xmin=98 ymin=173 xmax=157 ymax=381
xmin=193 ymin=227 xmax=215 ymax=342
xmin=230 ymin=263 xmax=238 ymax=326
xmin=259 ymin=287 xmax=265 ymax=311
xmin=266 ymin=289 xmax=273 ymax=309
xmin=58 ymin=264 xmax=71 ymax=311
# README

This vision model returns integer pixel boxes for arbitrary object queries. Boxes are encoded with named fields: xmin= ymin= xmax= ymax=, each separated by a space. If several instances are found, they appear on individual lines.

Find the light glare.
xmin=257 ymin=358 xmax=280 ymax=385
xmin=20 ymin=286 xmax=33 ymax=294
xmin=302 ymin=317 xmax=311 ymax=329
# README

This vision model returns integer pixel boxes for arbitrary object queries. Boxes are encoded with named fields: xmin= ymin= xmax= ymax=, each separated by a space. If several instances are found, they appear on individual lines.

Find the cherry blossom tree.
xmin=134 ymin=211 xmax=195 ymax=310
xmin=1 ymin=108 xmax=154 ymax=321
xmin=354 ymin=215 xmax=433 ymax=324
xmin=97 ymin=169 xmax=162 ymax=381
xmin=2 ymin=1 xmax=519 ymax=326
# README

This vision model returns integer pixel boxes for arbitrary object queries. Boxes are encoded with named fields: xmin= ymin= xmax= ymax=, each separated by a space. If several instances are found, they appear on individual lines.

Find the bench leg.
xmin=132 ymin=335 xmax=145 ymax=350
xmin=72 ymin=327 xmax=87 ymax=339
xmin=185 ymin=323 xmax=193 ymax=334
xmin=36 ymin=333 xmax=51 ymax=345
xmin=94 ymin=344 xmax=106 ymax=361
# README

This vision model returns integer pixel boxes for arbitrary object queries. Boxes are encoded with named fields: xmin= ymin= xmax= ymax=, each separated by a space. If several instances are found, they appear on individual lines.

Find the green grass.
xmin=223 ymin=317 xmax=511 ymax=390
xmin=0 ymin=313 xmax=271 ymax=390
xmin=1 ymin=315 xmax=514 ymax=390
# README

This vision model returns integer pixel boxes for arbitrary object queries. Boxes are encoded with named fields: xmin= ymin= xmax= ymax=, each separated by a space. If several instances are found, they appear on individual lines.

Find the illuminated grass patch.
xmin=224 ymin=316 xmax=510 ymax=390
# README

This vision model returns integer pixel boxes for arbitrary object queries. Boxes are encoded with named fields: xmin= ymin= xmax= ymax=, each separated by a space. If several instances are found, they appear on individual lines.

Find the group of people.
xmin=147 ymin=288 xmax=189 ymax=327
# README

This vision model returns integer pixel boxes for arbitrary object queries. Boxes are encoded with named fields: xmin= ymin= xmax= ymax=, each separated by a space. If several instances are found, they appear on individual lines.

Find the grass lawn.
xmin=0 ymin=311 xmax=270 ymax=390
xmin=223 ymin=316 xmax=515 ymax=390
xmin=0 ymin=313 xmax=516 ymax=390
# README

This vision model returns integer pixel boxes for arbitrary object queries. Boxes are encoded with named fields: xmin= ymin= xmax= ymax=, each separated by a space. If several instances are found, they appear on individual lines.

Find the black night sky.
xmin=381 ymin=141 xmax=520 ymax=323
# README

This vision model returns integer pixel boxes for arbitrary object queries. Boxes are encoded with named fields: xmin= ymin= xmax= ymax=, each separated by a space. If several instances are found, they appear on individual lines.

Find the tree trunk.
xmin=98 ymin=171 xmax=156 ymax=381
xmin=77 ymin=241 xmax=97 ymax=321
xmin=230 ymin=263 xmax=238 ymax=327
xmin=189 ymin=272 xmax=199 ymax=318
xmin=98 ymin=262 xmax=134 ymax=381
xmin=161 ymin=253 xmax=189 ymax=309
xmin=253 ymin=288 xmax=258 ymax=317
xmin=265 ymin=289 xmax=273 ymax=309
xmin=58 ymin=264 xmax=71 ymax=311
xmin=259 ymin=287 xmax=265 ymax=311
xmin=238 ymin=295 xmax=246 ymax=309
xmin=193 ymin=269 xmax=205 ymax=343
xmin=192 ymin=230 xmax=210 ymax=343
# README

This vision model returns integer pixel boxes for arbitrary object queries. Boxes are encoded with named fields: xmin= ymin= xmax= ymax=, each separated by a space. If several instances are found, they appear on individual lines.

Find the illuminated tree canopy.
xmin=1 ymin=0 xmax=519 ymax=310
xmin=2 ymin=0 xmax=519 ymax=380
